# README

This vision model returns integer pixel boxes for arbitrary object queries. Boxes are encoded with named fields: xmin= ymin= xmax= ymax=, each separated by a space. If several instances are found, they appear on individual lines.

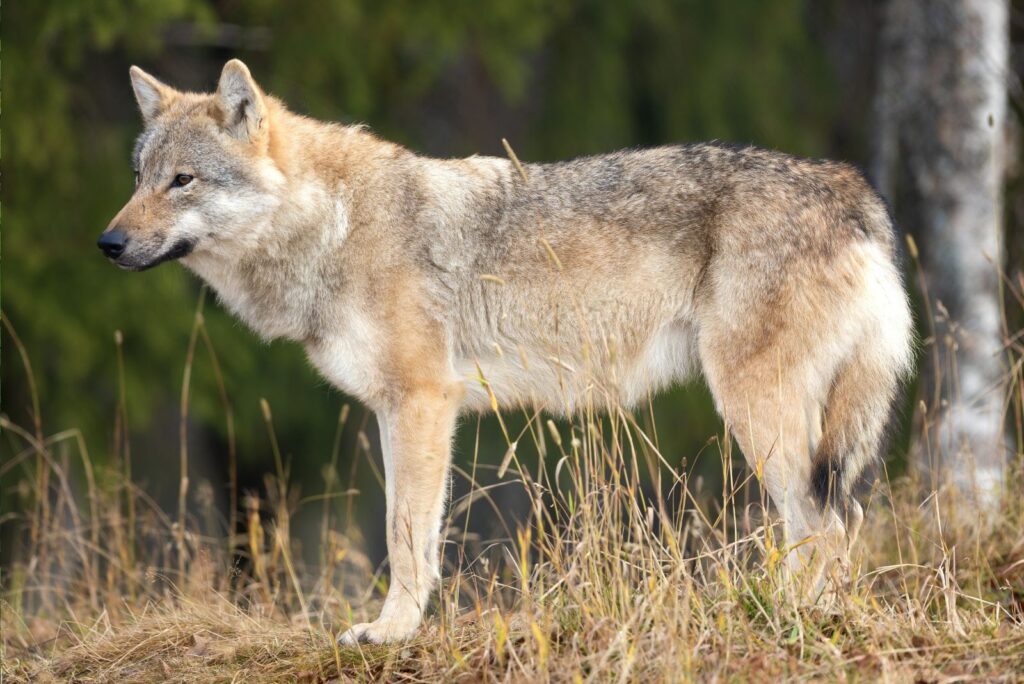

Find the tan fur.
xmin=102 ymin=61 xmax=914 ymax=643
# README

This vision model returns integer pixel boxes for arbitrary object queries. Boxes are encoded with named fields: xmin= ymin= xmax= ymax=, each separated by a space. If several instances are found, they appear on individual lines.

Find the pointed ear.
xmin=129 ymin=66 xmax=175 ymax=124
xmin=216 ymin=59 xmax=267 ymax=143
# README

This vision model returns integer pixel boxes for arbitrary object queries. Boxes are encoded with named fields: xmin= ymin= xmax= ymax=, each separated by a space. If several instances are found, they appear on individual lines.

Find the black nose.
xmin=97 ymin=229 xmax=127 ymax=258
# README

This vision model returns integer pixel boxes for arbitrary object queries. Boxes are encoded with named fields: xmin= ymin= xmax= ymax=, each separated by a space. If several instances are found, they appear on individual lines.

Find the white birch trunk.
xmin=873 ymin=0 xmax=1009 ymax=509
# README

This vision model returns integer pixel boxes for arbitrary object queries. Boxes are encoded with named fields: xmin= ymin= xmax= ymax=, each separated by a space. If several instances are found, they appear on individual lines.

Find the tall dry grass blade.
xmin=176 ymin=287 xmax=207 ymax=583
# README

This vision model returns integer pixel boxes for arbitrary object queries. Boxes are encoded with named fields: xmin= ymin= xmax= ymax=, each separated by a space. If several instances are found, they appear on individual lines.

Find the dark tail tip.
xmin=810 ymin=453 xmax=843 ymax=510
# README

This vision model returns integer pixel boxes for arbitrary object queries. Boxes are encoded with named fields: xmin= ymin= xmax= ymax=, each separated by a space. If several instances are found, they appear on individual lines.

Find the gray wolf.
xmin=100 ymin=60 xmax=914 ymax=643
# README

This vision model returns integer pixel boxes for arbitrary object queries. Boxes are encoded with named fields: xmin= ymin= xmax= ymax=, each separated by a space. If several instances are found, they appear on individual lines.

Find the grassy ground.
xmin=2 ymin=279 xmax=1024 ymax=682
xmin=5 ymin=483 xmax=1024 ymax=683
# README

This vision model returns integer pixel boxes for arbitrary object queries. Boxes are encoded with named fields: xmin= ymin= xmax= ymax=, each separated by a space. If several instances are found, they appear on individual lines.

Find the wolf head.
xmin=99 ymin=60 xmax=285 ymax=271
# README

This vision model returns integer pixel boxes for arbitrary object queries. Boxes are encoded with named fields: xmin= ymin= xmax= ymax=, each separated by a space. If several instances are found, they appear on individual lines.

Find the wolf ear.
xmin=129 ymin=66 xmax=175 ymax=124
xmin=216 ymin=59 xmax=267 ymax=143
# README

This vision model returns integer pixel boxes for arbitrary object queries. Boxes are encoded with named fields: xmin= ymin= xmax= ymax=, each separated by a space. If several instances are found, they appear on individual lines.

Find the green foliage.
xmin=530 ymin=0 xmax=833 ymax=159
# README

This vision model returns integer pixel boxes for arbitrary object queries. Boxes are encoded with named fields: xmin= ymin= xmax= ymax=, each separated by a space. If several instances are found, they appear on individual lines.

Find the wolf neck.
xmin=183 ymin=110 xmax=377 ymax=343
xmin=183 ymin=210 xmax=344 ymax=343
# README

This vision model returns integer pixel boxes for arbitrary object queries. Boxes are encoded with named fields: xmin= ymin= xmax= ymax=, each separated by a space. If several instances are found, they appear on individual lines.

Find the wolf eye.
xmin=172 ymin=174 xmax=194 ymax=188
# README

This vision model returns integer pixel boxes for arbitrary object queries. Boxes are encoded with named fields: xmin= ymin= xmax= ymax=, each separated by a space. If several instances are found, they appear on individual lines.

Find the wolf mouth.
xmin=123 ymin=238 xmax=197 ymax=272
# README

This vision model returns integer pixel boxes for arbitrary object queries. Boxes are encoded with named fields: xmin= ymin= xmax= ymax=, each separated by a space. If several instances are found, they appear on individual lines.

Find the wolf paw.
xmin=337 ymin=614 xmax=420 ymax=645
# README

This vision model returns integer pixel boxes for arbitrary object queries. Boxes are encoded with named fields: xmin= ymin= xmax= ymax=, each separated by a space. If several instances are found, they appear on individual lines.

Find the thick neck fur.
xmin=182 ymin=102 xmax=408 ymax=343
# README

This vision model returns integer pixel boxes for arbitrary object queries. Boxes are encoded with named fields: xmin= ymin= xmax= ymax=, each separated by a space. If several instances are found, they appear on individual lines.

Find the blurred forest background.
xmin=3 ymin=0 xmax=1022 ymax=567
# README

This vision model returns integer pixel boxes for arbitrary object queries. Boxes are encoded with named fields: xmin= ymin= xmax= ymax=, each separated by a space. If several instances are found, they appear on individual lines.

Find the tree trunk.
xmin=873 ymin=0 xmax=1009 ymax=509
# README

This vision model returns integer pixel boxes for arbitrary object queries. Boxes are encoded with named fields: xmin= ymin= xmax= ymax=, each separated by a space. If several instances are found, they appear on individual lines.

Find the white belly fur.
xmin=456 ymin=317 xmax=698 ymax=415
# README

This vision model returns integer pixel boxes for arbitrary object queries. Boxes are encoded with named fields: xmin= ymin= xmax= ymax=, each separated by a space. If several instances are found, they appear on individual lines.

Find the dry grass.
xmin=3 ymin=275 xmax=1024 ymax=682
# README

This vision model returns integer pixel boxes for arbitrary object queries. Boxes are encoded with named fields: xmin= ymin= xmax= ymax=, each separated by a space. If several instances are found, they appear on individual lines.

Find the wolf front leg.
xmin=338 ymin=385 xmax=460 ymax=644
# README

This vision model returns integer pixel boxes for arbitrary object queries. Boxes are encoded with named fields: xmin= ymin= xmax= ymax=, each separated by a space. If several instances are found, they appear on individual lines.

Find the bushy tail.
xmin=811 ymin=263 xmax=913 ymax=510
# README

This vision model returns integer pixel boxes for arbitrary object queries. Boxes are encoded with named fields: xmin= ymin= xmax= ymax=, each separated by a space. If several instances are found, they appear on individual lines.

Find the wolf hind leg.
xmin=700 ymin=348 xmax=850 ymax=599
